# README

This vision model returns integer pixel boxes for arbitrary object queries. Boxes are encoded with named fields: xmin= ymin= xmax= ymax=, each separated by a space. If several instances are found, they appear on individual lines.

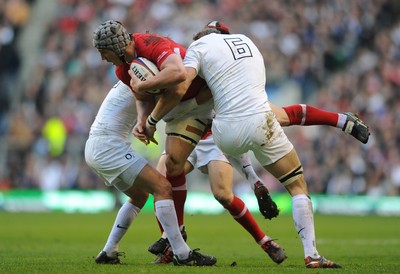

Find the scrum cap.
xmin=205 ymin=20 xmax=230 ymax=34
xmin=92 ymin=20 xmax=130 ymax=57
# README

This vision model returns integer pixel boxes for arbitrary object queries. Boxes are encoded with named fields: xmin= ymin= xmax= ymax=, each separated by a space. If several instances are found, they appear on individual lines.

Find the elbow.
xmin=164 ymin=67 xmax=186 ymax=87
xmin=175 ymin=69 xmax=187 ymax=83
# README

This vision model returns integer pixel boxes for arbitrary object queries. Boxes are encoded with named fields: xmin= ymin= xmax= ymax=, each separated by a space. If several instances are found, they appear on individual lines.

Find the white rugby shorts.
xmin=212 ymin=111 xmax=293 ymax=166
xmin=85 ymin=135 xmax=148 ymax=191
xmin=187 ymin=134 xmax=229 ymax=173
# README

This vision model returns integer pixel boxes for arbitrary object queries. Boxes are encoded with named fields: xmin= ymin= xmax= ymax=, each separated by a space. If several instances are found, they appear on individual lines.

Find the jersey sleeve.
xmin=135 ymin=34 xmax=183 ymax=68
xmin=183 ymin=42 xmax=202 ymax=73
xmin=180 ymin=42 xmax=207 ymax=101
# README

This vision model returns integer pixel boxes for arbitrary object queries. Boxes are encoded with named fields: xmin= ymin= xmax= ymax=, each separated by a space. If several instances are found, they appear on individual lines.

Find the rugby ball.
xmin=130 ymin=57 xmax=160 ymax=94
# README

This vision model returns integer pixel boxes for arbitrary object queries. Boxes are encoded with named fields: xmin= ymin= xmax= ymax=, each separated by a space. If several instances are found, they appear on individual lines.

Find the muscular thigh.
xmin=263 ymin=148 xmax=308 ymax=195
xmin=164 ymin=116 xmax=210 ymax=174
xmin=164 ymin=136 xmax=196 ymax=173
xmin=264 ymin=148 xmax=301 ymax=179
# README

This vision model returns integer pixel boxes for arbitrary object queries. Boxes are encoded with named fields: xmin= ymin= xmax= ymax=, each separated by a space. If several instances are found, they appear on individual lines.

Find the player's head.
xmin=93 ymin=20 xmax=131 ymax=62
xmin=193 ymin=20 xmax=230 ymax=41
xmin=205 ymin=20 xmax=230 ymax=34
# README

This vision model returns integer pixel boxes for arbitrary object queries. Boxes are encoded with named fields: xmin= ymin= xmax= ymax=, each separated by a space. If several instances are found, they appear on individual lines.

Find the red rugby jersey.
xmin=115 ymin=33 xmax=206 ymax=101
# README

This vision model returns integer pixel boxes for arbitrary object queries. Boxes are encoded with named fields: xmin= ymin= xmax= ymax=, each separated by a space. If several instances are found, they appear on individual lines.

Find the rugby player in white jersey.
xmin=154 ymin=27 xmax=342 ymax=268
xmin=85 ymin=19 xmax=218 ymax=267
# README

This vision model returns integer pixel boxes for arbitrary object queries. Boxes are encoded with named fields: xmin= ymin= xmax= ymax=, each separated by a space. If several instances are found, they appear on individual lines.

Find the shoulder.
xmin=135 ymin=33 xmax=184 ymax=62
xmin=134 ymin=33 xmax=180 ymax=47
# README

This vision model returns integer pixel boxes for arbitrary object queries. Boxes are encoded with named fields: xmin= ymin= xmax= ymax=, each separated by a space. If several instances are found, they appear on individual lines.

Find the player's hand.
xmin=132 ymin=123 xmax=149 ymax=145
xmin=144 ymin=122 xmax=158 ymax=145
xmin=128 ymin=69 xmax=142 ymax=93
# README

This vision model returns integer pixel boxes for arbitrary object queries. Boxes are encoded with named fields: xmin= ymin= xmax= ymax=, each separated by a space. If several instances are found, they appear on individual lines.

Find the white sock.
xmin=292 ymin=194 xmax=319 ymax=258
xmin=103 ymin=202 xmax=140 ymax=256
xmin=161 ymin=225 xmax=183 ymax=239
xmin=228 ymin=153 xmax=261 ymax=190
xmin=155 ymin=199 xmax=191 ymax=260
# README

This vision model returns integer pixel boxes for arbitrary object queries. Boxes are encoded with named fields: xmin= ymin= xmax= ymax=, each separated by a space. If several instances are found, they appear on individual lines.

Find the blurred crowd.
xmin=1 ymin=0 xmax=400 ymax=197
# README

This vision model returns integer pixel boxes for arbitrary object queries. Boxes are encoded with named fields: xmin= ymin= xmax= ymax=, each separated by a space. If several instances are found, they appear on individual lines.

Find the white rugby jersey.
xmin=89 ymin=81 xmax=136 ymax=139
xmin=184 ymin=33 xmax=271 ymax=119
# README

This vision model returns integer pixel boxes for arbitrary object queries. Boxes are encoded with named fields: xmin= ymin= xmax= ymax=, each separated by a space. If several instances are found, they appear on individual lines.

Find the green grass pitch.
xmin=0 ymin=212 xmax=399 ymax=273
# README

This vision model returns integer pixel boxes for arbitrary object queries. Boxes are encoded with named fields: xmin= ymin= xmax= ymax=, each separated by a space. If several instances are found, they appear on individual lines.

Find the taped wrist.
xmin=147 ymin=115 xmax=159 ymax=127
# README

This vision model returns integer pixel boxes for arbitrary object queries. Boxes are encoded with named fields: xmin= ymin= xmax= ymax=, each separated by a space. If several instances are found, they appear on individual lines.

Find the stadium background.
xmin=1 ymin=0 xmax=400 ymax=215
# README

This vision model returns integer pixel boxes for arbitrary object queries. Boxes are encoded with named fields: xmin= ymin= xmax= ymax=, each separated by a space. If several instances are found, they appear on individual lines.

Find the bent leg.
xmin=262 ymin=148 xmax=319 ymax=259
xmin=208 ymin=160 xmax=286 ymax=263
xmin=101 ymin=187 xmax=146 ymax=259
xmin=154 ymin=154 xmax=194 ymax=238
xmin=208 ymin=160 xmax=268 ymax=243
xmin=164 ymin=117 xmax=207 ymax=228
xmin=123 ymin=164 xmax=191 ymax=259
xmin=272 ymin=102 xmax=370 ymax=144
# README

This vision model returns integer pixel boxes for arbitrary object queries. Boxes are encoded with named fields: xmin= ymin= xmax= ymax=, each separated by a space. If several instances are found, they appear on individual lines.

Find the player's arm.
xmin=133 ymin=93 xmax=156 ymax=144
xmin=149 ymin=67 xmax=198 ymax=122
xmin=269 ymin=102 xmax=290 ymax=126
xmin=135 ymin=92 xmax=156 ymax=121
xmin=130 ymin=54 xmax=187 ymax=93
xmin=140 ymin=66 xmax=197 ymax=145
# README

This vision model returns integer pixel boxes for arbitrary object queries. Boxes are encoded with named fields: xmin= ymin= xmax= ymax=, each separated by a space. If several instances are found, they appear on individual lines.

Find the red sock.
xmin=224 ymin=196 xmax=265 ymax=242
xmin=166 ymin=172 xmax=187 ymax=227
xmin=283 ymin=104 xmax=339 ymax=127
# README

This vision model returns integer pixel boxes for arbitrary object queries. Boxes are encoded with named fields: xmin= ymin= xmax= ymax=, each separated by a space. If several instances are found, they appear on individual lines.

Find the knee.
xmin=153 ymin=179 xmax=173 ymax=200
xmin=213 ymin=191 xmax=233 ymax=208
xmin=165 ymin=154 xmax=185 ymax=176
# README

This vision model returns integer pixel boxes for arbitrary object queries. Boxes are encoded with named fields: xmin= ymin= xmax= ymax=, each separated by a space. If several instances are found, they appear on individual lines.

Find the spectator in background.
xmin=0 ymin=0 xmax=30 ymax=131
